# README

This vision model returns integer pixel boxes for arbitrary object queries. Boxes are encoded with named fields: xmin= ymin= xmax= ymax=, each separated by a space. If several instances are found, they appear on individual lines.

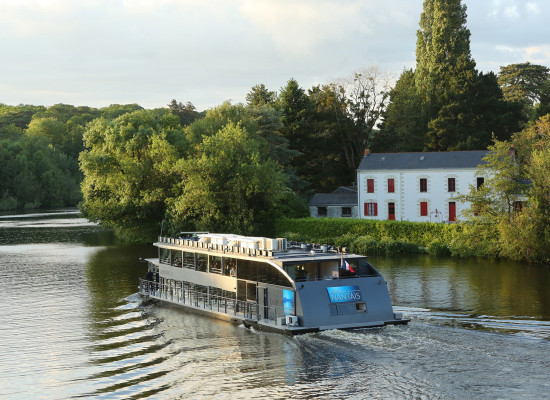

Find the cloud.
xmin=526 ymin=2 xmax=540 ymax=14
xmin=239 ymin=0 xmax=366 ymax=56
xmin=0 ymin=0 xmax=547 ymax=109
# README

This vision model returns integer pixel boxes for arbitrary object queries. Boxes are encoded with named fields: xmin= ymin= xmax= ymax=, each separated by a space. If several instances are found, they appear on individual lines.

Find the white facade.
xmin=357 ymin=152 xmax=486 ymax=223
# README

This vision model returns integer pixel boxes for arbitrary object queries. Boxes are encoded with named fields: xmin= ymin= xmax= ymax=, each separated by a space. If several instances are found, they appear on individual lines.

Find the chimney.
xmin=364 ymin=149 xmax=370 ymax=156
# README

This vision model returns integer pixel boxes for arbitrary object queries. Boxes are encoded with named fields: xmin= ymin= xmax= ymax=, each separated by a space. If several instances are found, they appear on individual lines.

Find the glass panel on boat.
xmin=223 ymin=258 xmax=237 ymax=277
xmin=160 ymin=248 xmax=170 ymax=264
xmin=182 ymin=251 xmax=195 ymax=269
xmin=238 ymin=259 xmax=292 ymax=287
xmin=208 ymin=255 xmax=222 ymax=274
xmin=196 ymin=253 xmax=207 ymax=272
xmin=284 ymin=261 xmax=339 ymax=281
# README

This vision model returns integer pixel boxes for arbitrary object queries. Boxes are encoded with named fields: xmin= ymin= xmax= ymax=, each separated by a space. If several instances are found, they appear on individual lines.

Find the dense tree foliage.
xmin=455 ymin=116 xmax=550 ymax=262
xmin=246 ymin=84 xmax=277 ymax=107
xmin=0 ymin=134 xmax=81 ymax=210
xmin=79 ymin=110 xmax=188 ymax=240
xmin=498 ymin=62 xmax=550 ymax=121
xmin=167 ymin=122 xmax=287 ymax=235
xmin=379 ymin=0 xmax=525 ymax=152
xmin=374 ymin=69 xmax=425 ymax=152
xmin=168 ymin=100 xmax=203 ymax=127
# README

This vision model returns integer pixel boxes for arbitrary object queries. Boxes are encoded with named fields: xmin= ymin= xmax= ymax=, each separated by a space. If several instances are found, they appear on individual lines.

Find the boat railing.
xmin=139 ymin=278 xmax=289 ymax=324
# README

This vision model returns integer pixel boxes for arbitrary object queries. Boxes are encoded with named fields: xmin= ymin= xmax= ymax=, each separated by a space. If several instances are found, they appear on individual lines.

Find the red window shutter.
xmin=364 ymin=203 xmax=368 ymax=216
xmin=374 ymin=203 xmax=378 ymax=216
xmin=449 ymin=202 xmax=456 ymax=222
xmin=367 ymin=179 xmax=374 ymax=193
xmin=420 ymin=202 xmax=428 ymax=216
xmin=388 ymin=179 xmax=394 ymax=193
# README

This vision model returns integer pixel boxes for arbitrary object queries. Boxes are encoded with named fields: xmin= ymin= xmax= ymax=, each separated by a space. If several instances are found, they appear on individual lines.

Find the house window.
xmin=364 ymin=203 xmax=378 ymax=216
xmin=448 ymin=178 xmax=456 ymax=192
xmin=420 ymin=201 xmax=428 ymax=216
xmin=388 ymin=202 xmax=395 ymax=220
xmin=420 ymin=178 xmax=427 ymax=192
xmin=388 ymin=178 xmax=395 ymax=193
xmin=367 ymin=179 xmax=374 ymax=193
xmin=477 ymin=177 xmax=485 ymax=189
xmin=342 ymin=207 xmax=352 ymax=217
xmin=317 ymin=207 xmax=327 ymax=217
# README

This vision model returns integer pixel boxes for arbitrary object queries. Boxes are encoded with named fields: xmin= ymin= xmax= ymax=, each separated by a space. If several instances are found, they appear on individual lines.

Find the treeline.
xmin=0 ymin=102 xmax=201 ymax=210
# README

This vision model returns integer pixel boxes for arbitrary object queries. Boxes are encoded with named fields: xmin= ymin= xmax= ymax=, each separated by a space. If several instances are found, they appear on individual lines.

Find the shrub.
xmin=427 ymin=239 xmax=451 ymax=256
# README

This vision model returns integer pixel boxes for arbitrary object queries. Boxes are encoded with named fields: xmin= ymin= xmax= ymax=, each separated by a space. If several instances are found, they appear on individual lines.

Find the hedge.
xmin=274 ymin=217 xmax=460 ymax=255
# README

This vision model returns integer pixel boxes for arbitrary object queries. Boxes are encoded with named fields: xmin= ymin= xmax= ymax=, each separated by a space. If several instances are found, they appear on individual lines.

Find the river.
xmin=0 ymin=211 xmax=549 ymax=400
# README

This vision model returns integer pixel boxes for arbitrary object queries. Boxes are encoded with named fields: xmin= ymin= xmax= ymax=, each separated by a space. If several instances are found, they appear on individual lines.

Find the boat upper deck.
xmin=155 ymin=233 xmax=365 ymax=263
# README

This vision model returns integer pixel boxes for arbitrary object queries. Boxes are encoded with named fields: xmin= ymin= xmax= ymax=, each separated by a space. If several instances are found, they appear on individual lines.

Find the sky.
xmin=1 ymin=0 xmax=548 ymax=111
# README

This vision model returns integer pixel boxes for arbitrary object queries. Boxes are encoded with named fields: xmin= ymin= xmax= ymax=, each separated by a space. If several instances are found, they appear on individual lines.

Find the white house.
xmin=356 ymin=151 xmax=487 ymax=222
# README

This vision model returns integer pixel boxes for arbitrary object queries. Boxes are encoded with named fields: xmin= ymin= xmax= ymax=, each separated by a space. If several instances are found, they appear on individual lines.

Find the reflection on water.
xmin=372 ymin=254 xmax=550 ymax=340
xmin=1 ymin=213 xmax=549 ymax=399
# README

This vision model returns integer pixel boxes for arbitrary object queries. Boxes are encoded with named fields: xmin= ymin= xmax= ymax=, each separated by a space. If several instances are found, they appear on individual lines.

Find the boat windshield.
xmin=283 ymin=257 xmax=379 ymax=281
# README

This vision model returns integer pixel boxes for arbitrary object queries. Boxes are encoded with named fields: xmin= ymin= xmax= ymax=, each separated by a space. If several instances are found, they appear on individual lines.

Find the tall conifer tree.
xmin=379 ymin=0 xmax=523 ymax=152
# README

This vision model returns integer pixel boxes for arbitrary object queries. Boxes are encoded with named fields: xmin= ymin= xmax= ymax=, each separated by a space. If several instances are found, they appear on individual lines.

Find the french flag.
xmin=341 ymin=257 xmax=355 ymax=273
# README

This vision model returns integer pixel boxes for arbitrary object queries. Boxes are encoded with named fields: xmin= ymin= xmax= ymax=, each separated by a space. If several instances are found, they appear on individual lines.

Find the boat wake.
xmin=395 ymin=306 xmax=550 ymax=340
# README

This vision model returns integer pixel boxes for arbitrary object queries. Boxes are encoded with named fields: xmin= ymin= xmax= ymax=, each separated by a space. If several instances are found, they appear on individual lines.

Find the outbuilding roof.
xmin=308 ymin=186 xmax=357 ymax=207
xmin=308 ymin=193 xmax=357 ymax=207
xmin=357 ymin=151 xmax=488 ymax=171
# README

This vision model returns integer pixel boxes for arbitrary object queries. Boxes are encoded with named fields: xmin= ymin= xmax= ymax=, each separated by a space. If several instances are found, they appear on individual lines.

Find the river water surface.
xmin=0 ymin=211 xmax=549 ymax=400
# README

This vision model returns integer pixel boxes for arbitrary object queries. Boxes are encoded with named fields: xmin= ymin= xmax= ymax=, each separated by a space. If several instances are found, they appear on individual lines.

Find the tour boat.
xmin=139 ymin=233 xmax=408 ymax=333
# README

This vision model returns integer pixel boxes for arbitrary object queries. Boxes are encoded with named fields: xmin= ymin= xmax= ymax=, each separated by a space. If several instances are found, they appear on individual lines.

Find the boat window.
xmin=196 ymin=253 xmax=207 ymax=272
xmin=160 ymin=248 xmax=170 ymax=264
xmin=209 ymin=255 xmax=222 ymax=274
xmin=284 ymin=262 xmax=334 ymax=281
xmin=173 ymin=252 xmax=182 ymax=268
xmin=284 ymin=264 xmax=306 ymax=281
xmin=182 ymin=251 xmax=195 ymax=269
xmin=223 ymin=258 xmax=237 ymax=277
xmin=237 ymin=259 xmax=292 ymax=287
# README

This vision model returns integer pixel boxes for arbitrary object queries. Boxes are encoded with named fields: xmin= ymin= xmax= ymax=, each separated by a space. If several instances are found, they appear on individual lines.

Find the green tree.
xmin=100 ymin=104 xmax=144 ymax=120
xmin=277 ymin=79 xmax=314 ymax=192
xmin=0 ymin=104 xmax=46 ymax=129
xmin=246 ymin=84 xmax=277 ymax=107
xmin=0 ymin=134 xmax=81 ymax=210
xmin=533 ymin=79 xmax=550 ymax=119
xmin=455 ymin=117 xmax=550 ymax=262
xmin=26 ymin=117 xmax=67 ymax=147
xmin=380 ymin=0 xmax=525 ymax=151
xmin=415 ymin=0 xmax=476 ymax=103
xmin=168 ymin=99 xmax=202 ymax=127
xmin=307 ymin=84 xmax=356 ymax=190
xmin=498 ymin=62 xmax=550 ymax=119
xmin=376 ymin=69 xmax=425 ymax=151
xmin=79 ymin=110 xmax=187 ymax=240
xmin=167 ymin=122 xmax=288 ymax=235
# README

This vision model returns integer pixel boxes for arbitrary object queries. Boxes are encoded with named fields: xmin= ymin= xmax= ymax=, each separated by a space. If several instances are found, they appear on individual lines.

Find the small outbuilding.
xmin=308 ymin=186 xmax=358 ymax=218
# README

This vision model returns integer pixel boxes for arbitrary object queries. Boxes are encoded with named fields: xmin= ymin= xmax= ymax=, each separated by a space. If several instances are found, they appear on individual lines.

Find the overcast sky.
xmin=1 ymin=0 xmax=548 ymax=111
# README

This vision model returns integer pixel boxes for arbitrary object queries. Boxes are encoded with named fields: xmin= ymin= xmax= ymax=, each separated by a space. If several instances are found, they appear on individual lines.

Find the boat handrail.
xmin=139 ymin=278 xmax=289 ymax=325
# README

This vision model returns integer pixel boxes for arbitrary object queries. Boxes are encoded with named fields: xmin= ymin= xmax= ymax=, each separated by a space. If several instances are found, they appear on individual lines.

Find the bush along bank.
xmin=274 ymin=218 xmax=459 ymax=256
